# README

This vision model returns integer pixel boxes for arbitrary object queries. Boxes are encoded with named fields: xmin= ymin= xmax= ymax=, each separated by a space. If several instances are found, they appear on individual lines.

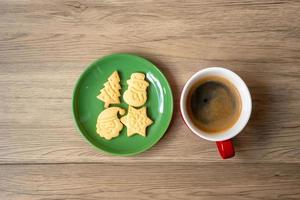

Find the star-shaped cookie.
xmin=121 ymin=106 xmax=153 ymax=137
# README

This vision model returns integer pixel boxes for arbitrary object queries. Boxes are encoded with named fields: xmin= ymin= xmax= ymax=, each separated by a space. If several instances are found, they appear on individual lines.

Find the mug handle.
xmin=216 ymin=139 xmax=235 ymax=159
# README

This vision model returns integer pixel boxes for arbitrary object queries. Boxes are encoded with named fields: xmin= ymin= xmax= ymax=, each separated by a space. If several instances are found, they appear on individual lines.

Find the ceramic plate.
xmin=72 ymin=53 xmax=173 ymax=156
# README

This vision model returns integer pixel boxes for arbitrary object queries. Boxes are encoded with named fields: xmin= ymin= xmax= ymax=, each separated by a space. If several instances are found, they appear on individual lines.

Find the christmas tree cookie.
xmin=120 ymin=106 xmax=153 ymax=137
xmin=97 ymin=71 xmax=121 ymax=108
xmin=123 ymin=73 xmax=149 ymax=107
xmin=96 ymin=107 xmax=125 ymax=140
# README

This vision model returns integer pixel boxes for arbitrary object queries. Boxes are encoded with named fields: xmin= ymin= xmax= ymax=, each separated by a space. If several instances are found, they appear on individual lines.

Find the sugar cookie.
xmin=97 ymin=71 xmax=121 ymax=108
xmin=120 ymin=106 xmax=153 ymax=137
xmin=123 ymin=73 xmax=149 ymax=107
xmin=96 ymin=107 xmax=125 ymax=140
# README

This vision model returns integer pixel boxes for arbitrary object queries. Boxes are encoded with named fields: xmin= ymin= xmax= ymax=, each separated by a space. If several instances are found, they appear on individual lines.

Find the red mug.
xmin=180 ymin=67 xmax=252 ymax=159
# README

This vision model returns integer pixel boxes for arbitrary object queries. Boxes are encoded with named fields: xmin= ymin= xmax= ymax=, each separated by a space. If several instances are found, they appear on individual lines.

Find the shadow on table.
xmin=233 ymin=73 xmax=274 ymax=159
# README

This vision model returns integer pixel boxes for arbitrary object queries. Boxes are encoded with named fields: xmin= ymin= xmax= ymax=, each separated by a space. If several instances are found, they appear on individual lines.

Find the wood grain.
xmin=0 ymin=163 xmax=299 ymax=200
xmin=0 ymin=0 xmax=300 ymax=199
xmin=1 ymin=63 xmax=300 ymax=163
xmin=1 ymin=0 xmax=300 ymax=164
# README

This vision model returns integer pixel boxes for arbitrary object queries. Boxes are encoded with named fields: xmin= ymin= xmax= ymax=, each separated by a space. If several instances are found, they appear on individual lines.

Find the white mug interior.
xmin=180 ymin=67 xmax=252 ymax=141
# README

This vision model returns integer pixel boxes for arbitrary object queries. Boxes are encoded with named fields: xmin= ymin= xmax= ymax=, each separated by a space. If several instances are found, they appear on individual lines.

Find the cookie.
xmin=123 ymin=73 xmax=149 ymax=107
xmin=97 ymin=71 xmax=121 ymax=108
xmin=120 ymin=106 xmax=153 ymax=137
xmin=96 ymin=107 xmax=125 ymax=140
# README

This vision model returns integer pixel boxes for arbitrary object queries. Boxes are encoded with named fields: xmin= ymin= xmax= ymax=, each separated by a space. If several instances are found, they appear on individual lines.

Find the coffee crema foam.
xmin=186 ymin=76 xmax=241 ymax=133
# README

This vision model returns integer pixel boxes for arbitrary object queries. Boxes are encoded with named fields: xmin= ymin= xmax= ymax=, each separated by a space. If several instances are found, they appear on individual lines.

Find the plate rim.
xmin=72 ymin=53 xmax=174 ymax=156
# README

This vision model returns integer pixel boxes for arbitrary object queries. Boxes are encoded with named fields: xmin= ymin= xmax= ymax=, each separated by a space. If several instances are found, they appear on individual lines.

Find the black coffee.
xmin=186 ymin=76 xmax=241 ymax=133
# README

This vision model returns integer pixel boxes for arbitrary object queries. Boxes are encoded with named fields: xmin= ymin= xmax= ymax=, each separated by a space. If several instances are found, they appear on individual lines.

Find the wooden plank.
xmin=0 ymin=0 xmax=300 ymax=163
xmin=0 ymin=0 xmax=299 ymax=64
xmin=0 ymin=62 xmax=300 ymax=163
xmin=0 ymin=163 xmax=299 ymax=200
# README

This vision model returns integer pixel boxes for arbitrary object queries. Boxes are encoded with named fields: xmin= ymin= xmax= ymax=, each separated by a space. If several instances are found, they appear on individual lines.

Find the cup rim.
xmin=180 ymin=67 xmax=252 ymax=141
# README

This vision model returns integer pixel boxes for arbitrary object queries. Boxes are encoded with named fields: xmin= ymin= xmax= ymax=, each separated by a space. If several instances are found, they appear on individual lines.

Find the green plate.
xmin=72 ymin=53 xmax=173 ymax=156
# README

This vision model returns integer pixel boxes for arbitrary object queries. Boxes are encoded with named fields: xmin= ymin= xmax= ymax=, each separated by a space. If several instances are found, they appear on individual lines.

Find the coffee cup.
xmin=180 ymin=67 xmax=252 ymax=159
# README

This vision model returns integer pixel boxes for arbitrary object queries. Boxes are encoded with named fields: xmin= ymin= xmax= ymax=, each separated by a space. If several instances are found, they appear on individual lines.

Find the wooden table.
xmin=1 ymin=1 xmax=300 ymax=199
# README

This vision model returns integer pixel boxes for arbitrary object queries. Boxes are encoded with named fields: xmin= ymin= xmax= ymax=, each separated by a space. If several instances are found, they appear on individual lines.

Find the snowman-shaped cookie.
xmin=123 ymin=73 xmax=149 ymax=107
xmin=96 ymin=107 xmax=125 ymax=140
